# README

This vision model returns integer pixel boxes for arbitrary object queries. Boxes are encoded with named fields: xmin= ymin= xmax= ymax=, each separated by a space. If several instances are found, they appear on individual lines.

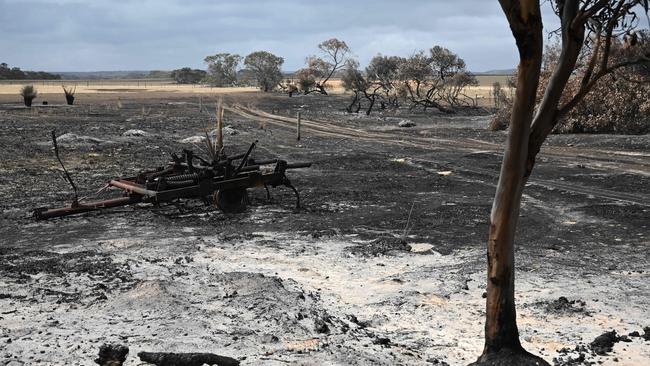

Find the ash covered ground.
xmin=0 ymin=91 xmax=649 ymax=365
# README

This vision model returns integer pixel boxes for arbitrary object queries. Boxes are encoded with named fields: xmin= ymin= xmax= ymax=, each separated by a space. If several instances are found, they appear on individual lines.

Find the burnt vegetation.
xmin=296 ymin=38 xmax=352 ymax=95
xmin=341 ymin=46 xmax=478 ymax=115
xmin=490 ymin=25 xmax=650 ymax=135
xmin=1 ymin=2 xmax=649 ymax=366
xmin=62 ymin=85 xmax=76 ymax=105
xmin=20 ymin=84 xmax=37 ymax=107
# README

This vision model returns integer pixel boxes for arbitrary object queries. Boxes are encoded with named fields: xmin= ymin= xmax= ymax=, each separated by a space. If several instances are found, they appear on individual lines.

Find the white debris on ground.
xmin=3 ymin=231 xmax=648 ymax=365
xmin=181 ymin=127 xmax=240 ymax=144
xmin=223 ymin=126 xmax=238 ymax=136
xmin=209 ymin=126 xmax=239 ymax=136
xmin=180 ymin=135 xmax=206 ymax=144
xmin=398 ymin=120 xmax=417 ymax=128
xmin=122 ymin=129 xmax=149 ymax=137
xmin=55 ymin=133 xmax=106 ymax=145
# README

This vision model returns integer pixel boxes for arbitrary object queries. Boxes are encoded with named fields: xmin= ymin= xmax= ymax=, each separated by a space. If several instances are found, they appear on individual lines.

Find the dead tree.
xmin=298 ymin=38 xmax=351 ymax=95
xmin=397 ymin=46 xmax=476 ymax=113
xmin=472 ymin=1 xmax=649 ymax=365
xmin=366 ymin=55 xmax=404 ymax=109
xmin=341 ymin=61 xmax=385 ymax=115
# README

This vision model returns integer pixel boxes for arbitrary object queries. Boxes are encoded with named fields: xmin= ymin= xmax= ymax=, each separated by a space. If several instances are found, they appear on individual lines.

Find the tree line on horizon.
xmin=170 ymin=38 xmax=481 ymax=115
xmin=0 ymin=62 xmax=61 ymax=80
xmin=173 ymin=31 xmax=648 ymax=133
xmin=167 ymin=29 xmax=650 ymax=137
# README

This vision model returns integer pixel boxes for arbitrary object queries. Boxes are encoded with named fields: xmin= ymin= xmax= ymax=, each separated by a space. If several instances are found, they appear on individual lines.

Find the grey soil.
xmin=1 ymin=92 xmax=649 ymax=365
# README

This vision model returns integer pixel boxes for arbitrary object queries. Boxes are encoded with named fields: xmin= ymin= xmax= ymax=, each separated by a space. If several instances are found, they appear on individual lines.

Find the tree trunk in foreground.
xmin=471 ymin=0 xmax=549 ymax=364
xmin=472 ymin=0 xmax=648 ymax=364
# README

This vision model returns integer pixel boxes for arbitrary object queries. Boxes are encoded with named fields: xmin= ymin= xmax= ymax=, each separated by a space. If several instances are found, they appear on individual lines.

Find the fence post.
xmin=296 ymin=112 xmax=301 ymax=141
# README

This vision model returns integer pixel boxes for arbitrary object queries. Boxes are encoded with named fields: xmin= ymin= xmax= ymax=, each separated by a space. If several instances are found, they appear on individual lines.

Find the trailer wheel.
xmin=214 ymin=188 xmax=248 ymax=213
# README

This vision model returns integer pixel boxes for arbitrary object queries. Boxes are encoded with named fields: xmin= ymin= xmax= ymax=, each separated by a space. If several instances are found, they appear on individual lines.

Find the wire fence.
xmin=0 ymin=79 xmax=176 ymax=87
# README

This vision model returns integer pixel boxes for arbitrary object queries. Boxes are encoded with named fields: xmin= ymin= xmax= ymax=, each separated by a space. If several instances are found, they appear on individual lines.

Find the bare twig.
xmin=51 ymin=130 xmax=79 ymax=205
xmin=402 ymin=200 xmax=416 ymax=239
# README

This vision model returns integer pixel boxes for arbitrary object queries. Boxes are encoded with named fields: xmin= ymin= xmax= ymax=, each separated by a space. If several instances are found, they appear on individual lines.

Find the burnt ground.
xmin=0 ymin=91 xmax=649 ymax=365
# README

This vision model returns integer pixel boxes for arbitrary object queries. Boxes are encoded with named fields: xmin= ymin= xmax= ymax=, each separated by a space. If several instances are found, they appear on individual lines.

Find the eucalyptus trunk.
xmin=471 ymin=1 xmax=548 ymax=364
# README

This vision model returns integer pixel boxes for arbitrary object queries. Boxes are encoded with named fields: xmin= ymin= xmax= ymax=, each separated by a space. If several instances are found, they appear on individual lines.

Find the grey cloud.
xmin=0 ymin=0 xmax=577 ymax=72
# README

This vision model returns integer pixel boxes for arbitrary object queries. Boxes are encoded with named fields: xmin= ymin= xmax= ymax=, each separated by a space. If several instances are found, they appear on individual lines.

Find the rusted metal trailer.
xmin=33 ymin=138 xmax=311 ymax=220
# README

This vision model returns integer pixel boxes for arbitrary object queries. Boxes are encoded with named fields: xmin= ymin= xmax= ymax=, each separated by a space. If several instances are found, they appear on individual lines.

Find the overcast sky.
xmin=0 ymin=0 xmax=583 ymax=72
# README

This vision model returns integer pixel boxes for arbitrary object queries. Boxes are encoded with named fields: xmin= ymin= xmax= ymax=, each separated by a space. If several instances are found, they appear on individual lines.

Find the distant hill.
xmin=474 ymin=68 xmax=516 ymax=75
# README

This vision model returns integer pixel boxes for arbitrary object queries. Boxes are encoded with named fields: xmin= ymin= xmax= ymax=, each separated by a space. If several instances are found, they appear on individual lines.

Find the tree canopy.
xmin=204 ymin=53 xmax=242 ymax=86
xmin=243 ymin=51 xmax=284 ymax=92
xmin=170 ymin=67 xmax=207 ymax=84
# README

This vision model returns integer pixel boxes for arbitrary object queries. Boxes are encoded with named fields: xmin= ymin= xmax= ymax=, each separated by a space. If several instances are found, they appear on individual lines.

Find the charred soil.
xmin=0 ymin=92 xmax=649 ymax=365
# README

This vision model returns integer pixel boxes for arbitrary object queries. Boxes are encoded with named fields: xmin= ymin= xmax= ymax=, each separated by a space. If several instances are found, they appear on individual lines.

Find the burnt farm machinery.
xmin=33 ymin=137 xmax=311 ymax=220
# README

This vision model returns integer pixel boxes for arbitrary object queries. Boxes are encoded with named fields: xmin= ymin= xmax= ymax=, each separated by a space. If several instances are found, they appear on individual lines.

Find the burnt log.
xmin=137 ymin=351 xmax=239 ymax=366
xmin=95 ymin=344 xmax=129 ymax=366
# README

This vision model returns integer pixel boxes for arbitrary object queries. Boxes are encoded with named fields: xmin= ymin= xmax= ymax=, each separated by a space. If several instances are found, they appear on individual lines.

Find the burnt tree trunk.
xmin=526 ymin=1 xmax=584 ymax=176
xmin=471 ymin=0 xmax=549 ymax=364
xmin=365 ymin=92 xmax=376 ymax=115
xmin=346 ymin=91 xmax=360 ymax=113
xmin=317 ymin=83 xmax=329 ymax=95
xmin=473 ymin=0 xmax=645 ymax=364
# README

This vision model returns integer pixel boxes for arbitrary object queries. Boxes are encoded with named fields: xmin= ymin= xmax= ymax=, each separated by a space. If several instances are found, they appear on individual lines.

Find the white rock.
xmin=56 ymin=133 xmax=104 ymax=144
xmin=409 ymin=243 xmax=434 ymax=253
xmin=223 ymin=126 xmax=238 ymax=135
xmin=180 ymin=135 xmax=206 ymax=144
xmin=209 ymin=126 xmax=239 ymax=137
xmin=122 ymin=129 xmax=148 ymax=137
xmin=398 ymin=120 xmax=416 ymax=128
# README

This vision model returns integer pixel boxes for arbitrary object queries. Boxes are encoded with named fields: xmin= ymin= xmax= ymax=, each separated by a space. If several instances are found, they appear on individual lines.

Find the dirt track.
xmin=228 ymin=104 xmax=650 ymax=206
xmin=0 ymin=92 xmax=649 ymax=365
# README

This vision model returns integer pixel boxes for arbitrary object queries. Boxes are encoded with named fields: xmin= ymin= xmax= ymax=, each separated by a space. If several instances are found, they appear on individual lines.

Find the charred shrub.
xmin=557 ymin=73 xmax=650 ymax=134
xmin=489 ymin=98 xmax=512 ymax=131
xmin=494 ymin=35 xmax=650 ymax=134
xmin=20 ymin=84 xmax=37 ymax=107
xmin=62 ymin=85 xmax=76 ymax=105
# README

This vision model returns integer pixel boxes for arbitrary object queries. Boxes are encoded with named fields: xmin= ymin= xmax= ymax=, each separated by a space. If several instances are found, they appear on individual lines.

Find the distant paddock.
xmin=0 ymin=75 xmax=513 ymax=107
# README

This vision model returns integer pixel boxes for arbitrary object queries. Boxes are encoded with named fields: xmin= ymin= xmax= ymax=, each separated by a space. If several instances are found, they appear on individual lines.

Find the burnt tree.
xmin=472 ymin=0 xmax=649 ymax=365
xmin=298 ymin=38 xmax=351 ymax=95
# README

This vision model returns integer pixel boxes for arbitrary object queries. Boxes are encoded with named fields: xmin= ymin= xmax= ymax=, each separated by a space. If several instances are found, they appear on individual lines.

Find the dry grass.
xmin=0 ymin=75 xmax=513 ymax=108
xmin=0 ymin=82 xmax=259 ymax=95
xmin=474 ymin=75 xmax=512 ymax=86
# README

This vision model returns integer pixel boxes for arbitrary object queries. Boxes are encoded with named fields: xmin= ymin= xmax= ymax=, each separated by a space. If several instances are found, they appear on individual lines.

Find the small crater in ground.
xmin=537 ymin=296 xmax=590 ymax=316
xmin=345 ymin=236 xmax=411 ymax=257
